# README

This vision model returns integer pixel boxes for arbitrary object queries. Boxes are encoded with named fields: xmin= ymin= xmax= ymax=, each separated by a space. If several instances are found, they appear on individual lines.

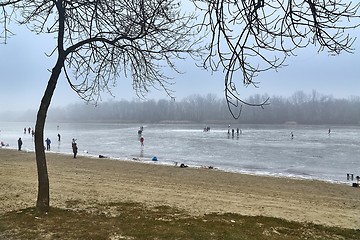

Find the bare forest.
xmin=2 ymin=91 xmax=358 ymax=125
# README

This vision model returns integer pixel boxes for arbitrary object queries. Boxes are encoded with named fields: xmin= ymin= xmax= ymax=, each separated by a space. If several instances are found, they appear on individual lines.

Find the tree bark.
xmin=34 ymin=59 xmax=63 ymax=212
xmin=34 ymin=0 xmax=67 ymax=212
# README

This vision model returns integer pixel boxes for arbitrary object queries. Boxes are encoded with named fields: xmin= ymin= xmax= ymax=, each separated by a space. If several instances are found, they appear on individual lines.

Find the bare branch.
xmin=0 ymin=0 xmax=22 ymax=43
xmin=57 ymin=0 xmax=204 ymax=102
xmin=193 ymin=0 xmax=360 ymax=118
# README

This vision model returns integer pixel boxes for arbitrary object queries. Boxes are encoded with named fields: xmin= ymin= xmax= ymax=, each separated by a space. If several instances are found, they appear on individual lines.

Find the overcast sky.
xmin=0 ymin=18 xmax=359 ymax=113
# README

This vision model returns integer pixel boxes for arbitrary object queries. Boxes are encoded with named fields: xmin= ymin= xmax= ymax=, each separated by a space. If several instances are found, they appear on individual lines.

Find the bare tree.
xmin=1 ymin=0 xmax=202 ymax=212
xmin=1 ymin=0 xmax=359 ymax=212
xmin=193 ymin=0 xmax=360 ymax=118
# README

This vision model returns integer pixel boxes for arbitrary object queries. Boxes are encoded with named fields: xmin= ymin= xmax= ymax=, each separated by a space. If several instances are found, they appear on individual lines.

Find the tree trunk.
xmin=35 ymin=0 xmax=66 ymax=212
xmin=35 ymin=59 xmax=63 ymax=212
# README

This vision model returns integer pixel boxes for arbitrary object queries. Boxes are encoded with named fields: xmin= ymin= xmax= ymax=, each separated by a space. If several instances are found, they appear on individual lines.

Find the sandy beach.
xmin=0 ymin=148 xmax=359 ymax=229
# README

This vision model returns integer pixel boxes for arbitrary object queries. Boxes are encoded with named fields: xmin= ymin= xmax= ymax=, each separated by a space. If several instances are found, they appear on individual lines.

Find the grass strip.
xmin=1 ymin=201 xmax=359 ymax=240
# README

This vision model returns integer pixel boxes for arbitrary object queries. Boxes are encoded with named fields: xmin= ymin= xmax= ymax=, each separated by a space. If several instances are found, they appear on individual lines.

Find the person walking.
xmin=72 ymin=139 xmax=78 ymax=158
xmin=18 ymin=137 xmax=23 ymax=151
xmin=140 ymin=136 xmax=144 ymax=146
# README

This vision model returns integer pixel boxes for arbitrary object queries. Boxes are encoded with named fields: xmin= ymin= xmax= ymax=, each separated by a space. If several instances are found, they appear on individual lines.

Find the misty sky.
xmin=0 ymin=18 xmax=359 ymax=112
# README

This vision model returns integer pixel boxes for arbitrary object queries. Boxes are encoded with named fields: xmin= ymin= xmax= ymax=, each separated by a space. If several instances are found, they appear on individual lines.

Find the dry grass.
xmin=1 ymin=201 xmax=360 ymax=240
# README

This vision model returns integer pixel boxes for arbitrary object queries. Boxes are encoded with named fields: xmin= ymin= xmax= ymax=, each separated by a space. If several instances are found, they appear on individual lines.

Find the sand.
xmin=0 ymin=148 xmax=359 ymax=229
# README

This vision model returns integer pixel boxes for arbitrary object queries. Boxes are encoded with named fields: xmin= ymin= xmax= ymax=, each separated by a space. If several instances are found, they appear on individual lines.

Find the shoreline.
xmin=1 ymin=148 xmax=359 ymax=229
xmin=1 ymin=122 xmax=359 ymax=185
xmin=1 ymin=145 xmax=352 ymax=185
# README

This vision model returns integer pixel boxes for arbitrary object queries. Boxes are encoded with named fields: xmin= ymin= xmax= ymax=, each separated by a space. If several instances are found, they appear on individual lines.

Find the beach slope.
xmin=0 ymin=148 xmax=359 ymax=229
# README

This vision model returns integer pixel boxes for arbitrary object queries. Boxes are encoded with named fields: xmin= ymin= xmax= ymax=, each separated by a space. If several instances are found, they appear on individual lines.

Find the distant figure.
xmin=328 ymin=128 xmax=331 ymax=135
xmin=180 ymin=163 xmax=188 ymax=168
xmin=45 ymin=138 xmax=51 ymax=151
xmin=18 ymin=137 xmax=23 ymax=151
xmin=57 ymin=133 xmax=61 ymax=141
xmin=201 ymin=165 xmax=214 ymax=169
xmin=138 ymin=126 xmax=144 ymax=135
xmin=140 ymin=136 xmax=144 ymax=146
xmin=23 ymin=128 xmax=26 ymax=134
xmin=72 ymin=139 xmax=78 ymax=158
xmin=28 ymin=127 xmax=31 ymax=134
xmin=31 ymin=129 xmax=35 ymax=137
xmin=291 ymin=132 xmax=294 ymax=139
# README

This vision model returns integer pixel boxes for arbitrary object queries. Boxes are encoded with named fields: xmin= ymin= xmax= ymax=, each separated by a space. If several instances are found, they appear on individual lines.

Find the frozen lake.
xmin=1 ymin=122 xmax=359 ymax=184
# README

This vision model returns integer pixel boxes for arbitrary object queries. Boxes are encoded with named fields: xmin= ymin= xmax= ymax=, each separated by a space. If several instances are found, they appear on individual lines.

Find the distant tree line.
xmin=44 ymin=91 xmax=360 ymax=125
xmin=2 ymin=91 xmax=359 ymax=125
xmin=242 ymin=91 xmax=360 ymax=125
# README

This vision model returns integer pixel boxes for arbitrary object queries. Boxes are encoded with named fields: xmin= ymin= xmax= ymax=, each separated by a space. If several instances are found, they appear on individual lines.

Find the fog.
xmin=1 ymin=91 xmax=359 ymax=125
xmin=1 ymin=25 xmax=360 ymax=113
